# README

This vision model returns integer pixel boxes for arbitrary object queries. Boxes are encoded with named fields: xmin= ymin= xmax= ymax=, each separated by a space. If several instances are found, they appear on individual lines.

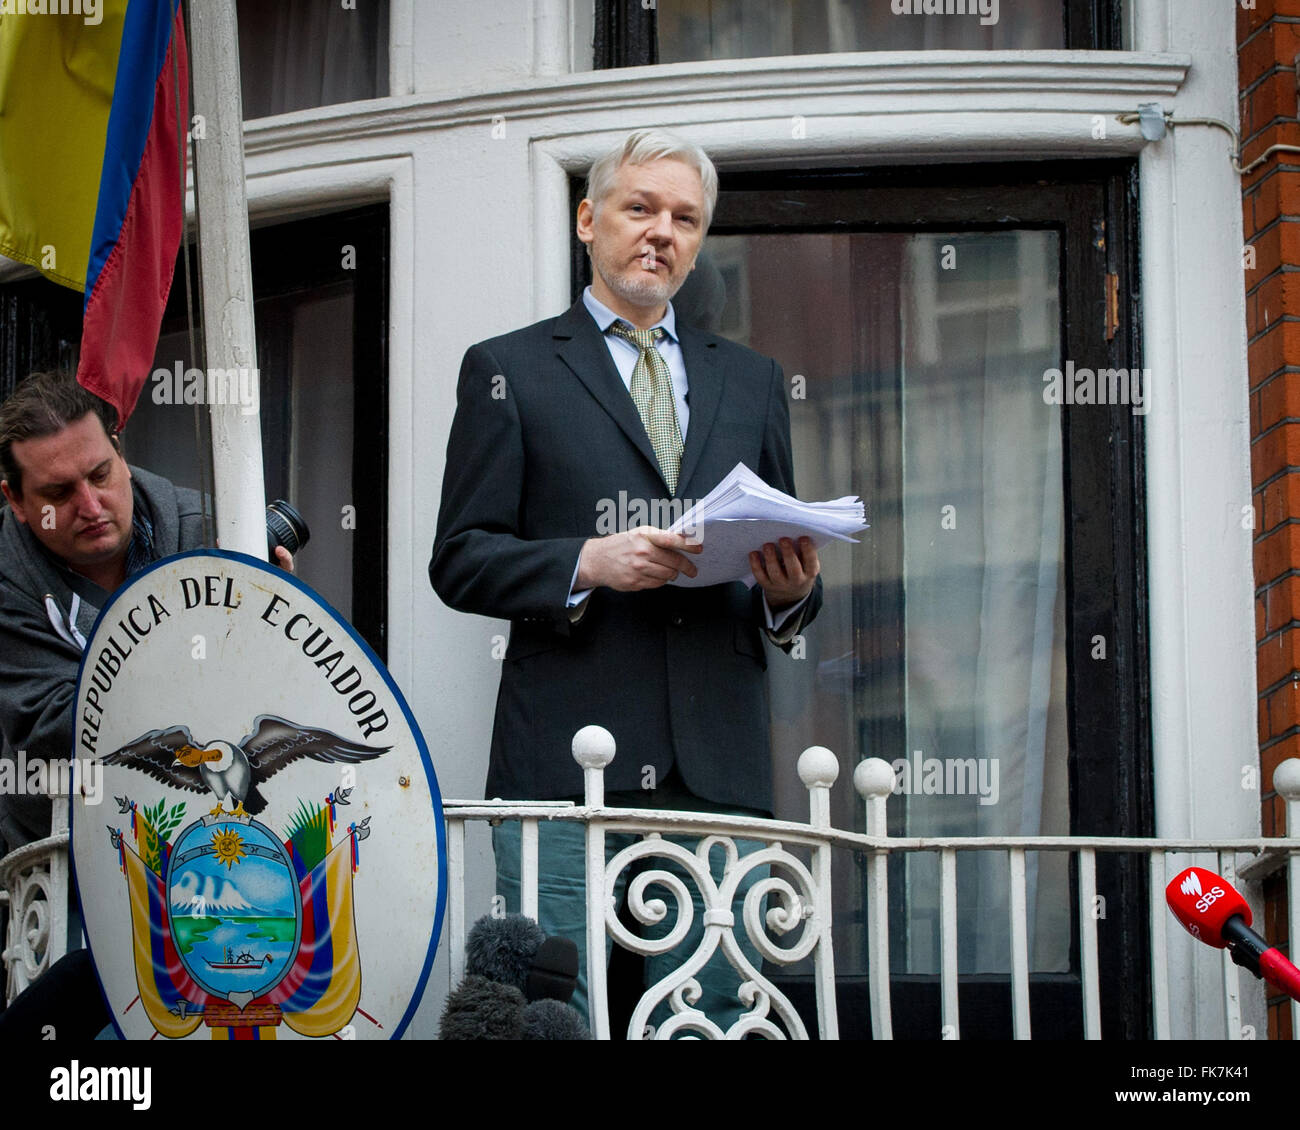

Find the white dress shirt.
xmin=567 ymin=287 xmax=808 ymax=636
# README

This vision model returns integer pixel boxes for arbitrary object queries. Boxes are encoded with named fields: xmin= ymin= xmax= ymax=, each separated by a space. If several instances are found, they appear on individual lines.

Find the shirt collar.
xmin=582 ymin=286 xmax=678 ymax=343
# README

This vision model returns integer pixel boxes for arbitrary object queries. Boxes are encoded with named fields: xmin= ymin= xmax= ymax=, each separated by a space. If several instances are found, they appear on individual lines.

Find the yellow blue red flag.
xmin=0 ymin=0 xmax=188 ymax=424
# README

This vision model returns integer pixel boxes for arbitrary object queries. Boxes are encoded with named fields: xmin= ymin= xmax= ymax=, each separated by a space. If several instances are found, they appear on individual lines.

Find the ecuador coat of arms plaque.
xmin=70 ymin=551 xmax=445 ymax=1040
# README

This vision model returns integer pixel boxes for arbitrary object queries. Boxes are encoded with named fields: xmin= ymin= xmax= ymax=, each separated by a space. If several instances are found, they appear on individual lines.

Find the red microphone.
xmin=1166 ymin=866 xmax=1300 ymax=1004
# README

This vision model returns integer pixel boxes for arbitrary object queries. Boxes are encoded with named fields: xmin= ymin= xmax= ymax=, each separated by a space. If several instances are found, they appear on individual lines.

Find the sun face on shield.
xmin=210 ymin=827 xmax=247 ymax=869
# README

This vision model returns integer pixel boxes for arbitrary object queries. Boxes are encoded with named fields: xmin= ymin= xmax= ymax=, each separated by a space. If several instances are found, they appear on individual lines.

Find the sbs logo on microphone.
xmin=1178 ymin=871 xmax=1203 ymax=897
xmin=1195 ymin=887 xmax=1226 ymax=914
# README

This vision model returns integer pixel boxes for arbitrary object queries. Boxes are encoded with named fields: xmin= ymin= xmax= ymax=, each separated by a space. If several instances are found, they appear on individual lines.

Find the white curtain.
xmin=899 ymin=232 xmax=1070 ymax=974
xmin=237 ymin=0 xmax=389 ymax=120
xmin=658 ymin=0 xmax=1065 ymax=63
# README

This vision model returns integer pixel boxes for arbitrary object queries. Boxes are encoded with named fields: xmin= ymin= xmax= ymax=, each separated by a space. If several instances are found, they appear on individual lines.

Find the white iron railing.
xmin=4 ymin=742 xmax=1299 ymax=1039
xmin=444 ymin=727 xmax=1300 ymax=1040
xmin=1 ymin=790 xmax=70 ymax=1004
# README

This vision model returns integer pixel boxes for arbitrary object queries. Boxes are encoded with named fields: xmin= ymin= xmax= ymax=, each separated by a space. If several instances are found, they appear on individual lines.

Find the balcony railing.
xmin=444 ymin=728 xmax=1300 ymax=1040
xmin=5 ymin=734 xmax=1299 ymax=1039
xmin=1 ymin=789 xmax=70 ymax=1004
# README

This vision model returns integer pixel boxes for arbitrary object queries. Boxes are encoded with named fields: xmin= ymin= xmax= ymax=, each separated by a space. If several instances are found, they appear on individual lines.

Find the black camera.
xmin=266 ymin=499 xmax=309 ymax=557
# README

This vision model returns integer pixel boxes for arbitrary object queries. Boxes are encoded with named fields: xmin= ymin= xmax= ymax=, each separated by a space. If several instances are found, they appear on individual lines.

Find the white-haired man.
xmin=430 ymin=129 xmax=821 ymax=1033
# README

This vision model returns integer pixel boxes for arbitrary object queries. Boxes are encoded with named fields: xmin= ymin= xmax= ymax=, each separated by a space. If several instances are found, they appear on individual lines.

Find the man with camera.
xmin=0 ymin=369 xmax=291 ymax=852
xmin=0 ymin=369 xmax=298 ymax=1036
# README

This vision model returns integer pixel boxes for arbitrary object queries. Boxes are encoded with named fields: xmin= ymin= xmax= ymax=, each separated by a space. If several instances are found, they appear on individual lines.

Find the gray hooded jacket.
xmin=0 ymin=466 xmax=204 ymax=851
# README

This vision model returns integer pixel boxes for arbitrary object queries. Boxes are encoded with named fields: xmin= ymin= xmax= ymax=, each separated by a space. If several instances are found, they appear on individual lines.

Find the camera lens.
xmin=266 ymin=499 xmax=310 ymax=557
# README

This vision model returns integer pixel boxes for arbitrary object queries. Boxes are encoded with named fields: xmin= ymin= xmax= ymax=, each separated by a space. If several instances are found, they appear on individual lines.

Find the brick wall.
xmin=1241 ymin=0 xmax=1300 ymax=1041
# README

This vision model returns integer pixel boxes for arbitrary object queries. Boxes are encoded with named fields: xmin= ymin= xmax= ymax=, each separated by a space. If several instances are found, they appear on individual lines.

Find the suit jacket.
xmin=429 ymin=297 xmax=822 ymax=812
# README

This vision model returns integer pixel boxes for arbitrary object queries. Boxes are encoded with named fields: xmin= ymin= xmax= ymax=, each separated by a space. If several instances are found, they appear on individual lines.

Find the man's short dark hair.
xmin=0 ymin=371 xmax=118 ymax=498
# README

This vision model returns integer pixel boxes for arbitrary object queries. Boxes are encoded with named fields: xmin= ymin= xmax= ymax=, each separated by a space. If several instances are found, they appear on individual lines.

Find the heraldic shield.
xmin=70 ymin=551 xmax=445 ymax=1040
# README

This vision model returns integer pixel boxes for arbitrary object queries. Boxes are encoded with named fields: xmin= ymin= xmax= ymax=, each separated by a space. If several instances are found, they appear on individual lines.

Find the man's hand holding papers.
xmin=666 ymin=462 xmax=868 ymax=591
xmin=750 ymin=535 xmax=819 ymax=610
xmin=570 ymin=463 xmax=865 ymax=606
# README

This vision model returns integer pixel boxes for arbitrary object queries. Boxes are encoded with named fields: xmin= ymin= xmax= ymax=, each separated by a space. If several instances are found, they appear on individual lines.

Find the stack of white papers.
xmin=667 ymin=463 xmax=867 ymax=588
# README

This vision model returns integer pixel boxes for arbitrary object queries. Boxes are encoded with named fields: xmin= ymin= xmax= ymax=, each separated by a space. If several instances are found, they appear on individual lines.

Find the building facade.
xmin=0 ymin=0 xmax=1278 ymax=1039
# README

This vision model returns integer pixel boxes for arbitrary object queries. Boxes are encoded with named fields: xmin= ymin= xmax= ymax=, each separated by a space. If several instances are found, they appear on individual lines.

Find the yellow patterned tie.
xmin=608 ymin=320 xmax=684 ymax=494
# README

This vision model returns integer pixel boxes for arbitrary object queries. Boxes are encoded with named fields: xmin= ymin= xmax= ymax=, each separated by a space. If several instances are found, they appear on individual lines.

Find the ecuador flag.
xmin=0 ymin=0 xmax=188 ymax=424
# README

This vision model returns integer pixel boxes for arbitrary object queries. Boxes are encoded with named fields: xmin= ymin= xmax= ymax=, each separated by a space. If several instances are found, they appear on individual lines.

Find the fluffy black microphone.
xmin=439 ymin=976 xmax=526 ymax=1040
xmin=523 ymin=998 xmax=591 ymax=1040
xmin=440 ymin=914 xmax=590 ymax=1039
xmin=465 ymin=914 xmax=546 ymax=993
xmin=467 ymin=914 xmax=579 ymax=1002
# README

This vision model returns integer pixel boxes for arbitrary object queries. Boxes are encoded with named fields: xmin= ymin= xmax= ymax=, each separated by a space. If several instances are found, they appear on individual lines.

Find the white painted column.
xmin=1135 ymin=0 xmax=1261 ymax=1038
xmin=189 ymin=0 xmax=267 ymax=559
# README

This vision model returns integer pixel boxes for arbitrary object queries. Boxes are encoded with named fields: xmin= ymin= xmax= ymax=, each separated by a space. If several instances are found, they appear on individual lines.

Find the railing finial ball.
xmin=797 ymin=746 xmax=839 ymax=788
xmin=853 ymin=757 xmax=896 ymax=799
xmin=572 ymin=724 xmax=616 ymax=768
xmin=1274 ymin=758 xmax=1300 ymax=801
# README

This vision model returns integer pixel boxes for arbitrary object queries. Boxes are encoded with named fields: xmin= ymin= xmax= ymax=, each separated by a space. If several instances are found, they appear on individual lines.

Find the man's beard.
xmin=592 ymin=245 xmax=683 ymax=309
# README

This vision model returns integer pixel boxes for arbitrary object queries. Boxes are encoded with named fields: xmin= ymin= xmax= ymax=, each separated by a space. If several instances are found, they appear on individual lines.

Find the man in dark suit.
xmin=430 ymin=130 xmax=822 ymax=1032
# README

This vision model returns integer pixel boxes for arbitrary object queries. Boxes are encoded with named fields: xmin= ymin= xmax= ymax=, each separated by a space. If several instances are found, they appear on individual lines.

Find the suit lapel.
xmin=553 ymin=300 xmax=663 ymax=481
xmin=675 ymin=322 xmax=723 ymax=500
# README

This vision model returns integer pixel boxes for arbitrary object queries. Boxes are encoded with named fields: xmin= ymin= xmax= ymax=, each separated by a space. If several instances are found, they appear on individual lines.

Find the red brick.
xmin=1249 ymin=272 xmax=1300 ymax=333
xmin=1238 ymin=3 xmax=1284 ymax=46
xmin=1251 ymin=422 xmax=1300 ymax=482
xmin=1239 ymin=24 xmax=1273 ymax=80
xmin=1275 ymin=271 xmax=1300 ymax=318
xmin=1265 ymin=681 xmax=1300 ymax=737
xmin=1262 ymin=793 xmax=1287 ymax=836
xmin=1245 ymin=194 xmax=1264 ymax=241
xmin=1256 ymin=170 xmax=1284 ymax=226
xmin=1245 ymin=72 xmax=1300 ymax=142
xmin=1262 ymin=731 xmax=1300 ymax=788
xmin=1250 ymin=176 xmax=1278 ymax=234
xmin=1247 ymin=321 xmax=1300 ymax=386
xmin=1240 ymin=16 xmax=1300 ymax=77
xmin=1266 ymin=574 xmax=1300 ymax=630
xmin=1260 ymin=471 xmax=1300 ymax=530
xmin=1258 ymin=371 xmax=1300 ymax=430
xmin=1256 ymin=621 xmax=1300 ymax=687
xmin=1245 ymin=168 xmax=1300 ymax=220
xmin=1246 ymin=221 xmax=1285 ymax=277
xmin=1250 ymin=126 xmax=1300 ymax=188
xmin=1260 ymin=593 xmax=1269 ymax=638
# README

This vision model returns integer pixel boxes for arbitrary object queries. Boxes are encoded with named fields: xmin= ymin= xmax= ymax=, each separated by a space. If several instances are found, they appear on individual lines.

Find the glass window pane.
xmin=237 ymin=0 xmax=389 ymax=119
xmin=126 ymin=286 xmax=358 ymax=623
xmin=676 ymin=228 xmax=1068 ymax=975
xmin=658 ymin=0 xmax=1065 ymax=61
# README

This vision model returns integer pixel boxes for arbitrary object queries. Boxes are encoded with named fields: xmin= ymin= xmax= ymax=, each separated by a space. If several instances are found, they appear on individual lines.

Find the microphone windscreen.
xmin=522 ymin=998 xmax=592 ymax=1040
xmin=465 ymin=913 xmax=547 ymax=991
xmin=526 ymin=935 xmax=580 ymax=1003
xmin=1166 ymin=867 xmax=1252 ymax=948
xmin=439 ymin=975 xmax=526 ymax=1040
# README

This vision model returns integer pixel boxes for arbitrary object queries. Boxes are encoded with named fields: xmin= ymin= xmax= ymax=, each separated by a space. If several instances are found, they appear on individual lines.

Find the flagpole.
xmin=186 ymin=0 xmax=266 ymax=560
